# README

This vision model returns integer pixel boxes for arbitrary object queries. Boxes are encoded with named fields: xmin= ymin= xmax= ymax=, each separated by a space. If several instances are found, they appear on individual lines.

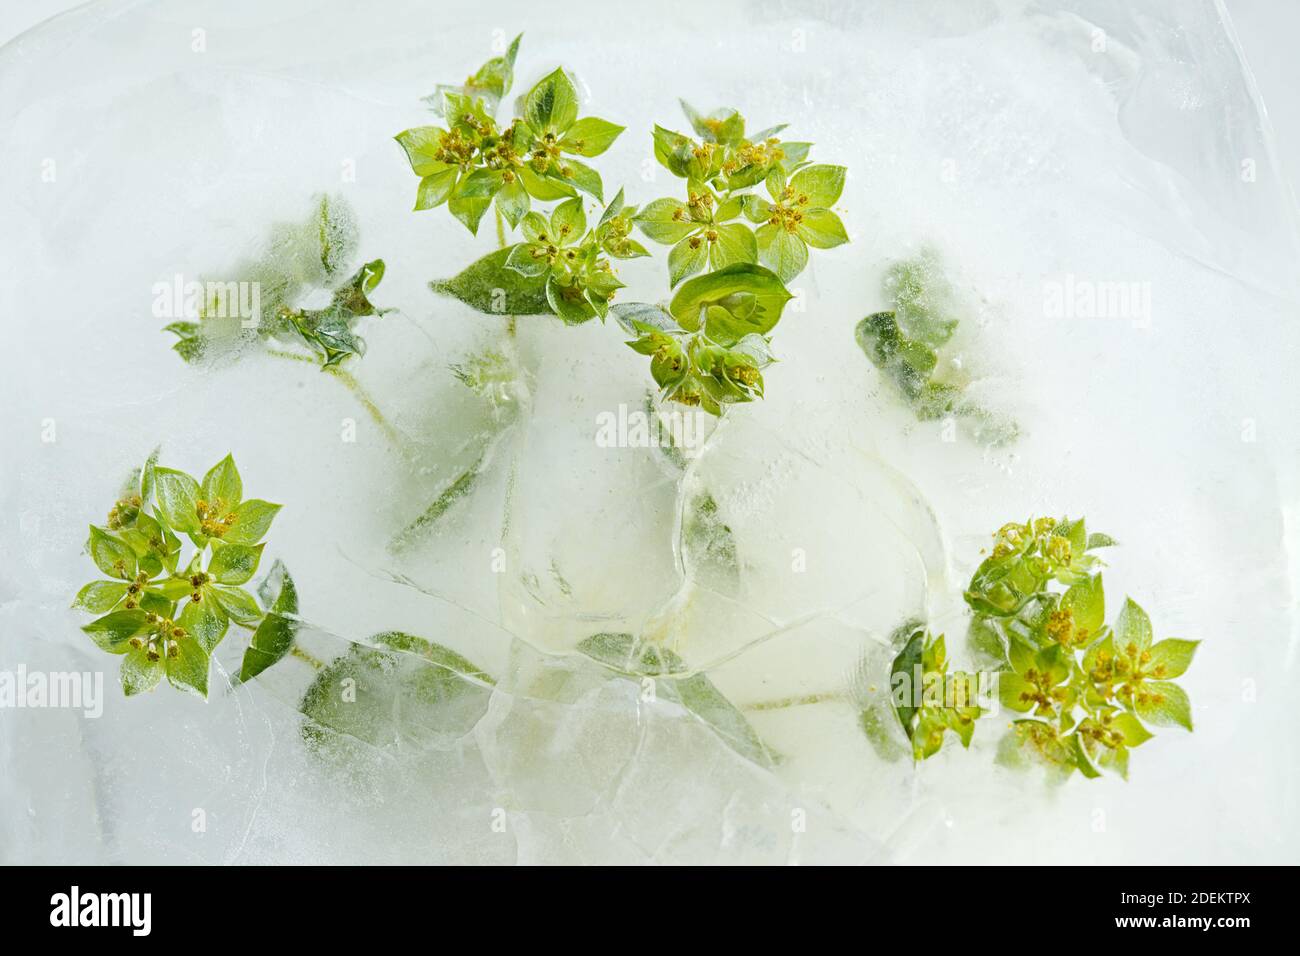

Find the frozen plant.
xmin=856 ymin=248 xmax=1017 ymax=445
xmin=162 ymin=195 xmax=399 ymax=443
xmin=401 ymin=34 xmax=850 ymax=413
xmin=878 ymin=517 xmax=1198 ymax=780
xmin=968 ymin=517 xmax=1197 ymax=779
xmin=886 ymin=624 xmax=984 ymax=762
xmin=72 ymin=452 xmax=299 ymax=696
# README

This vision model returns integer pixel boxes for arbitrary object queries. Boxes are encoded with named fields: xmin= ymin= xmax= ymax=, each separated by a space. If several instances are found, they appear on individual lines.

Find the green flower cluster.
xmin=889 ymin=625 xmax=983 ymax=762
xmin=614 ymin=264 xmax=787 ymax=414
xmin=642 ymin=102 xmax=846 ymax=284
xmin=880 ymin=516 xmax=1197 ymax=780
xmin=969 ymin=517 xmax=1196 ymax=779
xmin=73 ymin=452 xmax=298 ymax=698
xmin=397 ymin=35 xmax=623 ymax=233
xmin=501 ymin=192 xmax=634 ymax=323
xmin=412 ymin=36 xmax=850 ymax=415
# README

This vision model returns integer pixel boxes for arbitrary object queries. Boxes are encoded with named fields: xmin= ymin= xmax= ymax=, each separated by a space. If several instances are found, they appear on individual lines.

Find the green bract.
xmin=73 ymin=452 xmax=297 ymax=699
xmin=635 ymin=186 xmax=755 ymax=287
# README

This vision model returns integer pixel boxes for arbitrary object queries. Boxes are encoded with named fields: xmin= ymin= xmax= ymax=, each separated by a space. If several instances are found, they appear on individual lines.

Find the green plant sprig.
xmin=73 ymin=451 xmax=299 ymax=698
xmin=856 ymin=248 xmax=1017 ymax=446
xmin=877 ymin=516 xmax=1197 ymax=780
xmin=161 ymin=195 xmax=399 ymax=443
xmin=642 ymin=105 xmax=845 ymax=285
xmin=888 ymin=624 xmax=982 ymax=762
xmin=165 ymin=195 xmax=390 ymax=371
xmin=397 ymin=34 xmax=621 ymax=232
xmin=402 ymin=36 xmax=850 ymax=414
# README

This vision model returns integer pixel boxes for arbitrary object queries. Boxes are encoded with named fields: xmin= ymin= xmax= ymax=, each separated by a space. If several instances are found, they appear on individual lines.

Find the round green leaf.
xmin=494 ymin=176 xmax=530 ymax=227
xmin=73 ymin=580 xmax=128 ymax=613
xmin=414 ymin=166 xmax=458 ymax=211
xmin=82 ymin=609 xmax=148 ymax=653
xmin=756 ymin=223 xmax=809 ymax=282
xmin=87 ymin=527 xmax=136 ymax=580
xmin=208 ymin=542 xmax=263 ymax=585
xmin=1115 ymin=597 xmax=1153 ymax=651
xmin=549 ymin=197 xmax=587 ymax=243
xmin=1146 ymin=639 xmax=1198 ymax=680
xmin=178 ymin=597 xmax=229 ymax=654
xmin=668 ymin=236 xmax=708 ymax=288
xmin=524 ymin=68 xmax=579 ymax=133
xmin=518 ymin=167 xmax=576 ymax=201
xmin=1062 ymin=574 xmax=1105 ymax=634
xmin=504 ymin=242 xmax=549 ymax=278
xmin=223 ymin=499 xmax=280 ymax=546
xmin=560 ymin=116 xmax=624 ymax=157
xmin=154 ymin=468 xmax=201 ymax=534
xmin=796 ymin=208 xmax=849 ymax=249
xmin=545 ymin=274 xmax=597 ymax=325
xmin=1112 ymin=712 xmax=1153 ymax=747
xmin=790 ymin=164 xmax=846 ymax=207
xmin=997 ymin=673 xmax=1036 ymax=712
xmin=212 ymin=585 xmax=262 ymax=623
xmin=1135 ymin=680 xmax=1192 ymax=731
xmin=635 ymin=198 xmax=695 ymax=244
xmin=121 ymin=645 xmax=164 ymax=696
xmin=560 ymin=157 xmax=603 ymax=201
xmin=166 ymin=634 xmax=210 ymax=699
xmin=708 ymin=222 xmax=757 ymax=270
xmin=394 ymin=126 xmax=450 ymax=176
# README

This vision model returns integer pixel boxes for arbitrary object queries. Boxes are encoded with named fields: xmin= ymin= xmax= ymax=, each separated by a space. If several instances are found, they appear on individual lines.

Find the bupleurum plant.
xmin=856 ymin=247 xmax=1016 ymax=446
xmin=875 ymin=516 xmax=1197 ymax=780
xmin=100 ymin=33 xmax=1200 ymax=790
xmin=73 ymin=452 xmax=299 ymax=697
xmin=399 ymin=34 xmax=849 ymax=414
xmin=886 ymin=623 xmax=983 ymax=762
xmin=162 ymin=195 xmax=398 ymax=443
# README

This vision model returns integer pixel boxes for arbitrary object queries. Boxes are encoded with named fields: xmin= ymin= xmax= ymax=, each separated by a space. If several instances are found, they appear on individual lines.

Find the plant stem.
xmin=291 ymin=645 xmax=325 ymax=670
xmin=390 ymin=453 xmax=484 ymax=550
xmin=741 ymin=691 xmax=840 ymax=712
xmin=265 ymin=348 xmax=402 ymax=446
xmin=494 ymin=207 xmax=516 ymax=338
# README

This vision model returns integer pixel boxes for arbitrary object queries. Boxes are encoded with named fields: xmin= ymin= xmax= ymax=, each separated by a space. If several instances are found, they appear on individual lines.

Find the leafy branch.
xmin=161 ymin=195 xmax=398 ymax=440
xmin=870 ymin=516 xmax=1198 ymax=780
xmin=856 ymin=248 xmax=1017 ymax=445
xmin=401 ymin=35 xmax=850 ymax=414
xmin=73 ymin=452 xmax=298 ymax=697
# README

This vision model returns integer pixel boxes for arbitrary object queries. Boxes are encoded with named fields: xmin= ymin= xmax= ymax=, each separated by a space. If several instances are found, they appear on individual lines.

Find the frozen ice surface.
xmin=1 ymin=0 xmax=1298 ymax=864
